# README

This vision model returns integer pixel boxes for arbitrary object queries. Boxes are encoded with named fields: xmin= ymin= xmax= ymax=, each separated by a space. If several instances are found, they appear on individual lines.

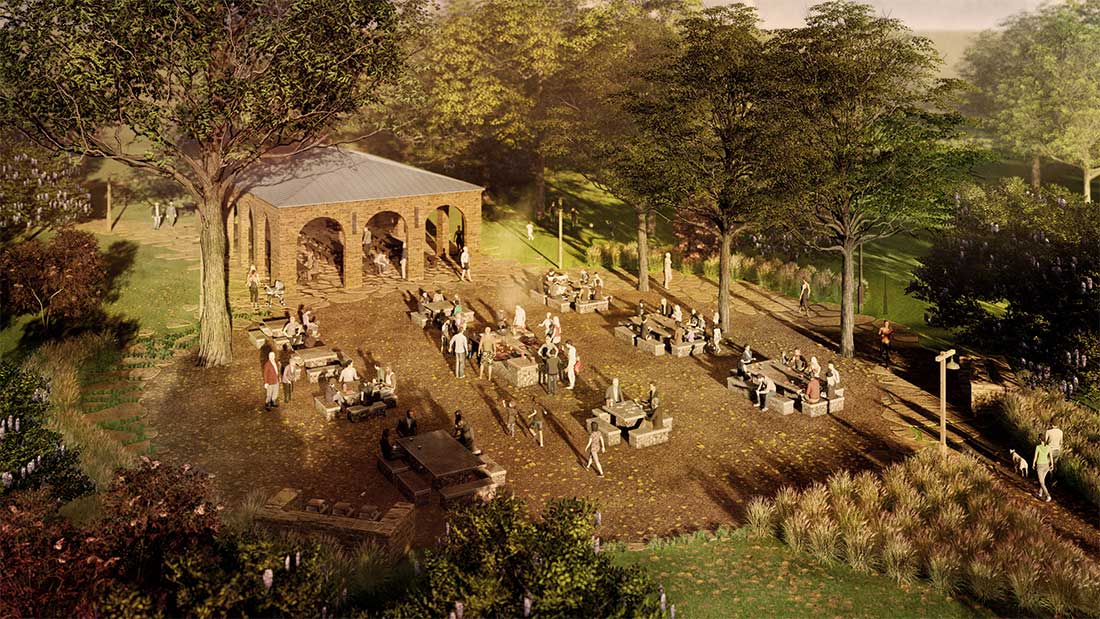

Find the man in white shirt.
xmin=1045 ymin=423 xmax=1064 ymax=469
xmin=564 ymin=340 xmax=578 ymax=390
xmin=460 ymin=246 xmax=471 ymax=282
xmin=339 ymin=361 xmax=359 ymax=390
xmin=540 ymin=313 xmax=554 ymax=339
xmin=754 ymin=373 xmax=776 ymax=410
xmin=605 ymin=378 xmax=623 ymax=407
xmin=449 ymin=328 xmax=470 ymax=378
xmin=825 ymin=363 xmax=841 ymax=398
xmin=512 ymin=304 xmax=527 ymax=333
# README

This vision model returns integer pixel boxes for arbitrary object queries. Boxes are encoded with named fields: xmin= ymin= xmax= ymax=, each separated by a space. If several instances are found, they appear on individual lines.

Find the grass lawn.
xmin=96 ymin=232 xmax=199 ymax=334
xmin=611 ymin=530 xmax=991 ymax=619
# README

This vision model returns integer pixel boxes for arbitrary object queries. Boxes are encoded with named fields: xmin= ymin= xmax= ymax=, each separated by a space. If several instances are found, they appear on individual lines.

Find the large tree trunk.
xmin=533 ymin=150 xmax=546 ymax=218
xmin=196 ymin=197 xmax=233 ymax=366
xmin=1031 ymin=154 xmax=1041 ymax=189
xmin=636 ymin=209 xmax=650 ymax=292
xmin=718 ymin=230 xmax=732 ymax=334
xmin=839 ymin=242 xmax=856 ymax=358
xmin=1084 ymin=166 xmax=1100 ymax=203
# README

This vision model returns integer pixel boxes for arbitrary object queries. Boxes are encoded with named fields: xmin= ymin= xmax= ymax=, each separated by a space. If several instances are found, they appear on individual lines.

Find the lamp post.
xmin=556 ymin=198 xmax=564 ymax=269
xmin=935 ymin=349 xmax=961 ymax=459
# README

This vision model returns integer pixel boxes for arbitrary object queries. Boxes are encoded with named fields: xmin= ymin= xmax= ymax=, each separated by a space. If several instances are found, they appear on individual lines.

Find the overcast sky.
xmin=706 ymin=0 xmax=1046 ymax=30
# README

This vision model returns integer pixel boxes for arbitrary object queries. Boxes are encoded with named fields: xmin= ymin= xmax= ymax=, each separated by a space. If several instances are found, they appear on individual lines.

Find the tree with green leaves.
xmin=0 ymin=0 xmax=414 ymax=366
xmin=773 ymin=1 xmax=983 ymax=358
xmin=625 ymin=5 xmax=795 ymax=333
xmin=962 ymin=0 xmax=1100 ymax=199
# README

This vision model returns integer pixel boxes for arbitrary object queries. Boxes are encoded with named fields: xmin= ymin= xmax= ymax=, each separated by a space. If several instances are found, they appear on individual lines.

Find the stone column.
xmin=435 ymin=206 xmax=449 ymax=257
xmin=241 ymin=205 xmax=253 ymax=269
xmin=408 ymin=209 xmax=426 ymax=281
xmin=344 ymin=218 xmax=363 ymax=289
xmin=228 ymin=205 xmax=238 ymax=264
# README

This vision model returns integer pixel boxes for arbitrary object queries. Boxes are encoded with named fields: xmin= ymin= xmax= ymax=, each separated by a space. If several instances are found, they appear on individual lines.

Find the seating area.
xmin=728 ymin=359 xmax=846 ymax=418
xmin=584 ymin=400 xmax=669 ymax=450
xmin=255 ymin=488 xmax=415 ymax=552
xmin=618 ymin=308 xmax=713 ymax=359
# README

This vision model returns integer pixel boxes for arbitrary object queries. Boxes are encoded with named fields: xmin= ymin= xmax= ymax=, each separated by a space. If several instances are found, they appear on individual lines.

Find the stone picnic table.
xmin=586 ymin=400 xmax=672 ymax=449
xmin=473 ymin=330 xmax=541 ymax=388
xmin=386 ymin=429 xmax=503 ymax=505
xmin=736 ymin=359 xmax=838 ymax=417
xmin=292 ymin=346 xmax=339 ymax=368
xmin=397 ymin=430 xmax=483 ymax=481
xmin=258 ymin=316 xmax=290 ymax=337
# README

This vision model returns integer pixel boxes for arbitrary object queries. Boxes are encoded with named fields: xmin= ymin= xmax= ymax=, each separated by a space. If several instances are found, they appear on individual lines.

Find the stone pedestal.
xmin=670 ymin=342 xmax=692 ymax=357
xmin=828 ymin=396 xmax=845 ymax=413
xmin=636 ymin=338 xmax=665 ymax=356
xmin=496 ymin=357 xmax=538 ymax=388
xmin=766 ymin=393 xmax=795 ymax=415
xmin=575 ymin=298 xmax=609 ymax=314
xmin=802 ymin=399 xmax=829 ymax=418
xmin=545 ymin=296 xmax=572 ymax=313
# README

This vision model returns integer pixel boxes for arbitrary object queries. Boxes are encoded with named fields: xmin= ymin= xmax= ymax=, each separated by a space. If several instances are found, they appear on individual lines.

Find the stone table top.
xmin=396 ymin=430 xmax=482 ymax=480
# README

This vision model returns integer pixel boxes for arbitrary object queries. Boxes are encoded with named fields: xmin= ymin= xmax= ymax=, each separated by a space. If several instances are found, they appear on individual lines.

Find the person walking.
xmin=585 ymin=428 xmax=606 ymax=477
xmin=262 ymin=351 xmax=280 ymax=411
xmin=362 ymin=225 xmax=373 ymax=253
xmin=528 ymin=404 xmax=545 ymax=447
xmin=798 ymin=277 xmax=811 ymax=315
xmin=479 ymin=327 xmax=497 ymax=380
xmin=281 ymin=358 xmax=301 ymax=403
xmin=526 ymin=222 xmax=535 ymax=241
xmin=247 ymin=265 xmax=261 ymax=310
xmin=878 ymin=320 xmax=894 ymax=366
xmin=166 ymin=200 xmax=178 ymax=227
xmin=459 ymin=246 xmax=472 ymax=282
xmin=151 ymin=201 xmax=162 ymax=230
xmin=449 ymin=328 xmax=470 ymax=378
xmin=502 ymin=399 xmax=518 ymax=437
xmin=1045 ymin=422 xmax=1064 ymax=471
xmin=564 ymin=340 xmax=578 ymax=390
xmin=1033 ymin=435 xmax=1054 ymax=502
xmin=663 ymin=252 xmax=673 ymax=289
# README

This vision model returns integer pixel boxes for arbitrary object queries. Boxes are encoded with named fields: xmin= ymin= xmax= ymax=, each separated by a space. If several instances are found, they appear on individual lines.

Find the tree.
xmin=961 ymin=1 xmax=1100 ymax=200
xmin=0 ymin=229 xmax=107 ymax=331
xmin=773 ymin=1 xmax=982 ymax=357
xmin=560 ymin=1 xmax=692 ymax=292
xmin=625 ymin=5 xmax=795 ymax=334
xmin=0 ymin=136 xmax=91 ymax=246
xmin=389 ymin=495 xmax=659 ymax=618
xmin=0 ymin=0 xmax=414 ymax=366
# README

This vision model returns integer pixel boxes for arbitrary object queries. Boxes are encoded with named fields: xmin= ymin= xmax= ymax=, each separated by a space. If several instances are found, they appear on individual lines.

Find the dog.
xmin=1010 ymin=449 xmax=1029 ymax=477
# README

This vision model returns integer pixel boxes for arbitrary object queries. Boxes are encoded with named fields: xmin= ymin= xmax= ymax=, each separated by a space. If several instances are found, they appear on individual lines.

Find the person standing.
xmin=503 ymin=399 xmax=518 ymax=437
xmin=550 ymin=316 xmax=562 ymax=345
xmin=362 ymin=225 xmax=373 ymax=253
xmin=1045 ymin=422 xmax=1064 ymax=471
xmin=247 ymin=265 xmax=261 ymax=310
xmin=512 ymin=304 xmax=527 ymax=333
xmin=825 ymin=362 xmax=841 ymax=398
xmin=564 ymin=340 xmax=578 ymax=390
xmin=1033 ymin=435 xmax=1054 ymax=502
xmin=400 ymin=241 xmax=408 ymax=280
xmin=798 ymin=277 xmax=811 ymax=315
xmin=449 ymin=328 xmax=470 ymax=378
xmin=540 ymin=313 xmax=554 ymax=340
xmin=663 ymin=252 xmax=673 ymax=289
xmin=526 ymin=222 xmax=535 ymax=241
xmin=339 ymin=360 xmax=360 ymax=391
xmin=281 ymin=358 xmax=301 ymax=403
xmin=166 ymin=200 xmax=178 ymax=227
xmin=544 ymin=346 xmax=561 ymax=395
xmin=585 ymin=428 xmax=606 ymax=477
xmin=459 ymin=246 xmax=471 ymax=282
xmin=878 ymin=320 xmax=894 ymax=366
xmin=528 ymin=404 xmax=545 ymax=447
xmin=479 ymin=327 xmax=497 ymax=380
xmin=754 ymin=373 xmax=776 ymax=411
xmin=151 ymin=201 xmax=162 ymax=230
xmin=262 ymin=351 xmax=280 ymax=411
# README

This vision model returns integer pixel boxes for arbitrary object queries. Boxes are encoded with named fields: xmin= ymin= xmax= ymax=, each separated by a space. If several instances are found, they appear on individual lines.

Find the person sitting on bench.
xmin=807 ymin=356 xmax=822 ymax=379
xmin=396 ymin=409 xmax=418 ymax=438
xmin=671 ymin=304 xmax=683 ymax=323
xmin=754 ymin=373 xmax=776 ymax=410
xmin=672 ymin=323 xmax=685 ymax=346
xmin=738 ymin=345 xmax=755 ymax=379
xmin=825 ymin=362 xmax=841 ymax=398
xmin=605 ymin=378 xmax=624 ymax=407
xmin=803 ymin=375 xmax=822 ymax=404
xmin=379 ymin=428 xmax=405 ymax=460
xmin=453 ymin=411 xmax=481 ymax=455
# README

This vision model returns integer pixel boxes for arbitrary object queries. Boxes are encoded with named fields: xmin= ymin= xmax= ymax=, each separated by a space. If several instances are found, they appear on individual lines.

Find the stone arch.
xmin=424 ymin=204 xmax=468 ymax=259
xmin=363 ymin=210 xmax=409 ymax=280
xmin=297 ymin=216 xmax=345 ymax=288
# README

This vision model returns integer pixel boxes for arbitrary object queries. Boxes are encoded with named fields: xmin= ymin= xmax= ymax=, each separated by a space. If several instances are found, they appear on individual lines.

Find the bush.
xmin=388 ymin=496 xmax=660 ymax=618
xmin=744 ymin=496 xmax=776 ymax=538
xmin=0 ymin=229 xmax=107 ymax=330
xmin=753 ymin=449 xmax=1100 ymax=616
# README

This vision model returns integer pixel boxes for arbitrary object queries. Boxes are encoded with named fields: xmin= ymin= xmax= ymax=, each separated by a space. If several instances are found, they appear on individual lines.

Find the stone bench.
xmin=544 ymin=296 xmax=572 ymax=313
xmin=614 ymin=325 xmax=637 ymax=346
xmin=247 ymin=329 xmax=267 ymax=349
xmin=347 ymin=401 xmax=386 ymax=422
xmin=272 ymin=335 xmax=291 ymax=351
xmin=376 ymin=454 xmax=410 ymax=481
xmin=395 ymin=469 xmax=431 ymax=505
xmin=670 ymin=342 xmax=693 ymax=358
xmin=766 ymin=393 xmax=795 ymax=415
xmin=627 ymin=421 xmax=671 ymax=448
xmin=727 ymin=376 xmax=750 ymax=392
xmin=305 ymin=498 xmax=330 ymax=515
xmin=314 ymin=396 xmax=341 ymax=421
xmin=586 ymin=416 xmax=622 ymax=447
xmin=691 ymin=341 xmax=707 ymax=355
xmin=408 ymin=311 xmax=429 ymax=328
xmin=828 ymin=396 xmax=845 ymax=413
xmin=589 ymin=408 xmax=612 ymax=423
xmin=440 ymin=476 xmax=497 ymax=507
xmin=332 ymin=501 xmax=355 ymax=517
xmin=477 ymin=454 xmax=507 ymax=484
xmin=307 ymin=362 xmax=342 ymax=384
xmin=636 ymin=338 xmax=666 ymax=356
xmin=575 ymin=298 xmax=609 ymax=314
xmin=357 ymin=504 xmax=381 ymax=520
xmin=801 ymin=399 xmax=829 ymax=418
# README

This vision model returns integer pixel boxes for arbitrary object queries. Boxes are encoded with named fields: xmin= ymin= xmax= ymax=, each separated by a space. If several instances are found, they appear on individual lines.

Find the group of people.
xmin=363 ymin=225 xmax=409 ymax=280
xmin=737 ymin=343 xmax=842 ymax=411
xmin=277 ymin=305 xmax=321 ymax=348
xmin=149 ymin=200 xmax=180 ymax=230
xmin=246 ymin=265 xmax=287 ymax=310
xmin=542 ymin=269 xmax=605 ymax=303
xmin=636 ymin=298 xmax=724 ymax=354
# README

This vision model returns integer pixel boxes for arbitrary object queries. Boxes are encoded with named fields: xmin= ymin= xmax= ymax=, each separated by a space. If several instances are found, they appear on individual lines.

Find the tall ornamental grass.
xmin=748 ymin=449 xmax=1100 ymax=617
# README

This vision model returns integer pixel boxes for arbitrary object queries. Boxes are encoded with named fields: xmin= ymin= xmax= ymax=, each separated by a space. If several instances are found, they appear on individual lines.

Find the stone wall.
xmin=234 ymin=189 xmax=482 ymax=292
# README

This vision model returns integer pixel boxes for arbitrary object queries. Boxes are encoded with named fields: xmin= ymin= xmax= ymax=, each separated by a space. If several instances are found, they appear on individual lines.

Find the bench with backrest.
xmin=439 ymin=476 xmax=497 ymax=506
xmin=395 ymin=469 xmax=431 ymax=505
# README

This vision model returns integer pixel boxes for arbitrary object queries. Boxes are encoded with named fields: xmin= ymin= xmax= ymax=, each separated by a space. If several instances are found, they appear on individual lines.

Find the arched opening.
xmin=424 ymin=205 xmax=466 ymax=262
xmin=297 ymin=217 xmax=345 ymax=289
xmin=362 ymin=210 xmax=408 ymax=281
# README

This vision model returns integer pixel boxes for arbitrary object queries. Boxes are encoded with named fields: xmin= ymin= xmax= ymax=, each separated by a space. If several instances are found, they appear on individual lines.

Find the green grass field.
xmin=612 ymin=529 xmax=991 ymax=619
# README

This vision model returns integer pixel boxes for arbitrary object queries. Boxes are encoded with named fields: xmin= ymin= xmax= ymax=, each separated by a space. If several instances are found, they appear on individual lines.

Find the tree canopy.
xmin=0 ymin=0 xmax=415 ymax=365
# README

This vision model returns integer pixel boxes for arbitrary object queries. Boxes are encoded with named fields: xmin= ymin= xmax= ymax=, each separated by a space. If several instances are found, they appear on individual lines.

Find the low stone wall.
xmin=255 ymin=488 xmax=414 ymax=555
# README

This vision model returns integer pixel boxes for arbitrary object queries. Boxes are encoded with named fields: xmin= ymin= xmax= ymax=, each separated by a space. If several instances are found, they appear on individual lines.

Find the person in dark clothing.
xmin=544 ymin=347 xmax=561 ymax=395
xmin=380 ymin=428 xmax=404 ymax=460
xmin=396 ymin=410 xmax=418 ymax=438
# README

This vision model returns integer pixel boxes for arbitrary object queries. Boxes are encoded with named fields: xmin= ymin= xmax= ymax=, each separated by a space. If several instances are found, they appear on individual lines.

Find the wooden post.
xmin=557 ymin=200 xmax=563 ymax=269
xmin=935 ymin=349 xmax=956 ymax=460
xmin=105 ymin=177 xmax=113 ymax=232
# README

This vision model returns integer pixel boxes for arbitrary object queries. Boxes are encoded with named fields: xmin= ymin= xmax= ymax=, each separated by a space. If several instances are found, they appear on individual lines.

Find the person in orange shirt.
xmin=878 ymin=320 xmax=894 ymax=366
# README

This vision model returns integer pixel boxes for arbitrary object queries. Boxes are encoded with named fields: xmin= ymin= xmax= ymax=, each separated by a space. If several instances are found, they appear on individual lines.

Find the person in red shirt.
xmin=263 ymin=351 xmax=280 ymax=411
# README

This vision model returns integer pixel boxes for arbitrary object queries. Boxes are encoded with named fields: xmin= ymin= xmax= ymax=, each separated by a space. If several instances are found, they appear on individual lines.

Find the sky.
xmin=706 ymin=0 xmax=1047 ymax=30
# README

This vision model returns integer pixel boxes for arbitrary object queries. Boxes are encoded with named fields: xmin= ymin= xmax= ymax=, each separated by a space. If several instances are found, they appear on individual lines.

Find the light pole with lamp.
xmin=935 ymin=349 xmax=961 ymax=459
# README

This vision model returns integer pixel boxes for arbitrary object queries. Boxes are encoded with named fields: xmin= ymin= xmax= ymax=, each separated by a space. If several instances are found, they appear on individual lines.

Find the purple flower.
xmin=262 ymin=568 xmax=273 ymax=591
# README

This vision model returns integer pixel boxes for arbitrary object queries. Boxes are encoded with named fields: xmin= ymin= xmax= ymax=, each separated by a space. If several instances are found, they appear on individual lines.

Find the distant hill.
xmin=918 ymin=30 xmax=981 ymax=79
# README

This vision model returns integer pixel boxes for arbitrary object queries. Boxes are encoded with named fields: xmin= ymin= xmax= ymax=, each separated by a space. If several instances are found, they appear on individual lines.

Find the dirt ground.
xmin=144 ymin=266 xmax=918 ymax=546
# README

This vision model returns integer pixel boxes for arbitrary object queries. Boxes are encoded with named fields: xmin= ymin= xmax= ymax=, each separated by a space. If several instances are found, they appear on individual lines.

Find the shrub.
xmin=840 ymin=518 xmax=876 ymax=573
xmin=701 ymin=256 xmax=720 ymax=279
xmin=780 ymin=511 xmax=811 ymax=554
xmin=585 ymin=244 xmax=604 ymax=267
xmin=927 ymin=546 xmax=962 ymax=596
xmin=807 ymin=518 xmax=839 ymax=565
xmin=966 ymin=555 xmax=1005 ymax=604
xmin=745 ymin=496 xmax=776 ymax=538
xmin=882 ymin=533 xmax=916 ymax=584
xmin=0 ymin=229 xmax=107 ymax=330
